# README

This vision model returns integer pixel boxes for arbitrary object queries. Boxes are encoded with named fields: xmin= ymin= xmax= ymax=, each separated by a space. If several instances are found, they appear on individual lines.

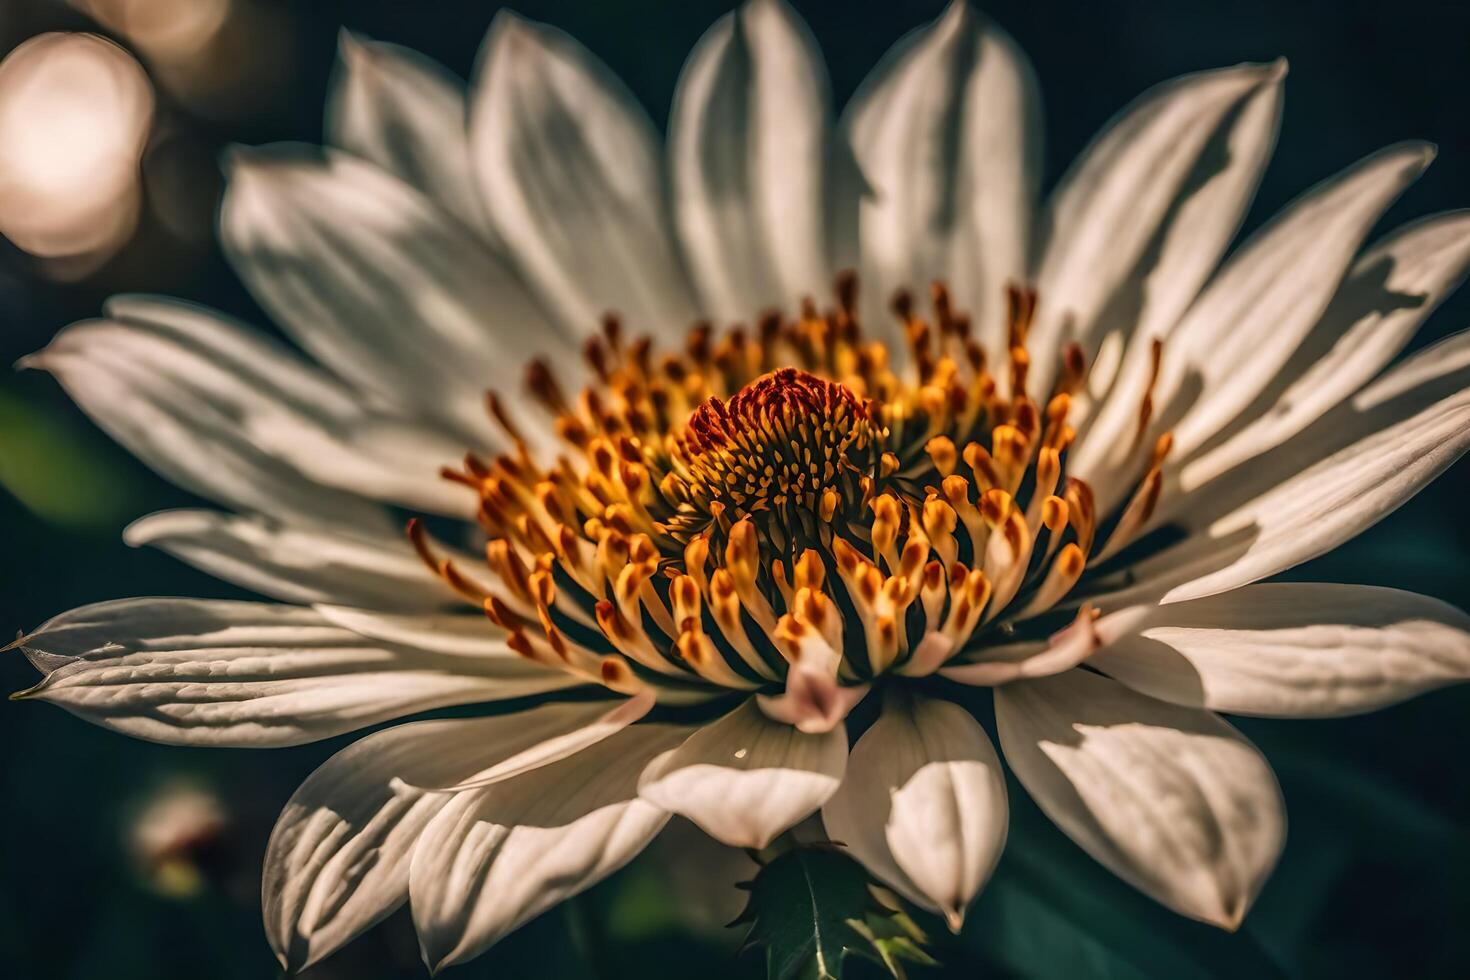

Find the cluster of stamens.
xmin=408 ymin=273 xmax=1174 ymax=716
xmin=670 ymin=367 xmax=879 ymax=548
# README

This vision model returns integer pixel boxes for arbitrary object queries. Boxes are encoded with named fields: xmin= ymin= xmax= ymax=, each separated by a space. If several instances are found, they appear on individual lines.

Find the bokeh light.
xmin=126 ymin=778 xmax=228 ymax=900
xmin=69 ymin=0 xmax=296 ymax=123
xmin=0 ymin=32 xmax=153 ymax=267
xmin=72 ymin=0 xmax=232 ymax=64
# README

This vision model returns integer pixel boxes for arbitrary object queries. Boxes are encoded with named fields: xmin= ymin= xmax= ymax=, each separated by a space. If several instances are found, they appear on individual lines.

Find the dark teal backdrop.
xmin=2 ymin=1 xmax=1467 ymax=977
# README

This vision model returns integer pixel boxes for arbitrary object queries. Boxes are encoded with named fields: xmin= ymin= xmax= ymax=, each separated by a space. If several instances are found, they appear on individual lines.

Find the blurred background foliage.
xmin=1 ymin=0 xmax=1468 ymax=977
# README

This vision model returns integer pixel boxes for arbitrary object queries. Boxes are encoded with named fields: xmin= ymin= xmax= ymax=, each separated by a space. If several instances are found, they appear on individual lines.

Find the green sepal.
xmin=734 ymin=843 xmax=938 ymax=979
xmin=848 ymin=896 xmax=938 ymax=979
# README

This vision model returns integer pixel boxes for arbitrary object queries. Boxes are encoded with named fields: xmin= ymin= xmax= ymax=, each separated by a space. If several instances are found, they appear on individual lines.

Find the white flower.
xmin=13 ymin=0 xmax=1470 ymax=972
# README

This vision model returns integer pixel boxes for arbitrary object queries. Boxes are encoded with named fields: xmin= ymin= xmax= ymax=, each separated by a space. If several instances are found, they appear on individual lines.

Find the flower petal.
xmin=13 ymin=598 xmax=573 ymax=747
xmin=409 ymin=723 xmax=685 ymax=971
xmin=1353 ymin=317 xmax=1470 ymax=412
xmin=1158 ymin=142 xmax=1434 ymax=461
xmin=754 ymin=625 xmax=865 ymax=732
xmin=942 ymin=605 xmax=1153 ymax=686
xmin=1113 ymin=376 xmax=1470 ymax=605
xmin=313 ymin=606 xmax=512 ymax=657
xmin=58 ymin=296 xmax=473 ymax=516
xmin=23 ymin=307 xmax=397 ymax=529
xmin=995 ymin=669 xmax=1284 ymax=929
xmin=670 ymin=0 xmax=832 ymax=321
xmin=1089 ymin=141 xmax=1434 ymax=517
xmin=755 ymin=676 xmax=868 ymax=734
xmin=220 ymin=146 xmax=574 ymax=443
xmin=1079 ymin=142 xmax=1439 ymax=511
xmin=123 ymin=510 xmax=455 ymax=609
xmin=264 ymin=705 xmax=628 ymax=971
xmin=842 ymin=1 xmax=1039 ymax=349
xmin=429 ymin=690 xmax=656 ymax=791
xmin=327 ymin=33 xmax=498 ymax=244
xmin=1090 ymin=583 xmax=1470 ymax=717
xmin=1030 ymin=60 xmax=1283 ymax=394
xmin=1178 ymin=209 xmax=1470 ymax=489
xmin=470 ymin=11 xmax=696 ymax=338
xmin=821 ymin=693 xmax=1006 ymax=930
xmin=638 ymin=698 xmax=847 ymax=847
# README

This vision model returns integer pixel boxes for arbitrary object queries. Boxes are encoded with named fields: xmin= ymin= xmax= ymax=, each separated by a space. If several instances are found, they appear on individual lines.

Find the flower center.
xmin=406 ymin=274 xmax=1173 ymax=715
xmin=669 ymin=367 xmax=879 ymax=545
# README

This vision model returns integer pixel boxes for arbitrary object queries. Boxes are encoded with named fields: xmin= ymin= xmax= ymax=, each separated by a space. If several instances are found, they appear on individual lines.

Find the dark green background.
xmin=2 ymin=1 xmax=1468 ymax=977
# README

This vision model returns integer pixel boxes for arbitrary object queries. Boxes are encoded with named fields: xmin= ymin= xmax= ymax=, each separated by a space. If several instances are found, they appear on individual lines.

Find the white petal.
xmin=220 ymin=146 xmax=574 ymax=442
xmin=1090 ymin=583 xmax=1470 ymax=717
xmin=842 ymin=1 xmax=1039 ymax=349
xmin=1159 ymin=142 xmax=1434 ymax=461
xmin=431 ymin=690 xmax=656 ymax=791
xmin=123 ymin=510 xmax=454 ymax=609
xmin=753 ymin=624 xmax=865 ymax=732
xmin=670 ymin=9 xmax=774 ymax=320
xmin=755 ymin=676 xmax=868 ymax=734
xmin=821 ymin=693 xmax=1006 ymax=930
xmin=14 ymin=598 xmax=574 ymax=747
xmin=1100 ymin=322 xmax=1470 ymax=611
xmin=25 ymin=308 xmax=394 ymax=529
xmin=1031 ymin=61 xmax=1283 ymax=394
xmin=942 ymin=605 xmax=1153 ymax=686
xmin=995 ymin=669 xmax=1284 ymax=929
xmin=1178 ymin=210 xmax=1470 ymax=489
xmin=265 ymin=705 xmax=627 ymax=970
xmin=409 ymin=723 xmax=685 ymax=971
xmin=638 ymin=698 xmax=847 ymax=848
xmin=670 ymin=0 xmax=832 ymax=321
xmin=314 ymin=605 xmax=513 ymax=657
xmin=1115 ymin=380 xmax=1470 ymax=605
xmin=105 ymin=295 xmax=471 ymax=515
xmin=470 ymin=12 xmax=696 ymax=338
xmin=1353 ymin=318 xmax=1470 ymax=412
xmin=327 ymin=33 xmax=498 ymax=245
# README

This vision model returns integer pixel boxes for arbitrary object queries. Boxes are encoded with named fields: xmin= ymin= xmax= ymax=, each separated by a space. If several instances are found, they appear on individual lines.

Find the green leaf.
xmin=736 ymin=845 xmax=937 ymax=980
xmin=0 ymin=384 xmax=145 ymax=528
